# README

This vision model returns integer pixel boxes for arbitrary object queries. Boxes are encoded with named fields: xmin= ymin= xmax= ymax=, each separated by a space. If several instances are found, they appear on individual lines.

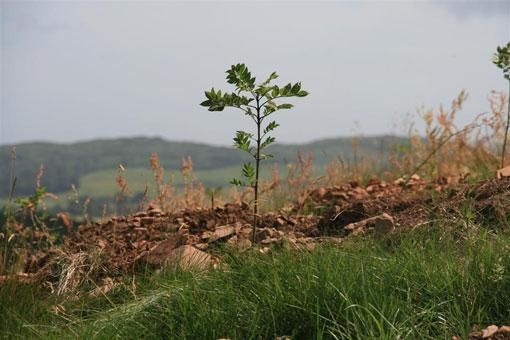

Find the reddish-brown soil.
xmin=19 ymin=176 xmax=506 ymax=278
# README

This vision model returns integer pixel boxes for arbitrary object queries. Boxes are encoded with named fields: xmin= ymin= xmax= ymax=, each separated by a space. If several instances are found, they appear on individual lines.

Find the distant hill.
xmin=0 ymin=135 xmax=408 ymax=198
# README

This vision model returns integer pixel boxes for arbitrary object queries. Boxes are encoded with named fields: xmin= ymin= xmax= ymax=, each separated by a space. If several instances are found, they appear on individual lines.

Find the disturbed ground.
xmin=16 ymin=174 xmax=509 ymax=288
xmin=1 ymin=175 xmax=510 ymax=339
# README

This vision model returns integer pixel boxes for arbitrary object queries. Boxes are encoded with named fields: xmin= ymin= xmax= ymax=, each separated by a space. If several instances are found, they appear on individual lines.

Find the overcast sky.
xmin=1 ymin=0 xmax=509 ymax=146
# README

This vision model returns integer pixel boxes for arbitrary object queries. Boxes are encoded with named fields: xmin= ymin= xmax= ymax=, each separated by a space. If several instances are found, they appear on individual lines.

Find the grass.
xmin=2 ymin=223 xmax=510 ymax=339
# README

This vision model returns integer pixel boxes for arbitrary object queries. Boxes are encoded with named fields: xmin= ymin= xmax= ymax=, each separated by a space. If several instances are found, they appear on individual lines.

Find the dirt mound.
xmin=13 ymin=176 xmax=509 ymax=290
xmin=53 ymin=203 xmax=318 ymax=273
xmin=315 ymin=176 xmax=510 ymax=236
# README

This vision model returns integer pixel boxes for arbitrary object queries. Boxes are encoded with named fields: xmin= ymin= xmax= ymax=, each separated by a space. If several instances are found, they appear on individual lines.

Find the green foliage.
xmin=3 ymin=225 xmax=510 ymax=339
xmin=493 ymin=42 xmax=510 ymax=80
xmin=15 ymin=186 xmax=47 ymax=211
xmin=201 ymin=63 xmax=308 ymax=234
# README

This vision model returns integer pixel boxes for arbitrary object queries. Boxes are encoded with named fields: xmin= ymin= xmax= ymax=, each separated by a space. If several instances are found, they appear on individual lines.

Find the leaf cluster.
xmin=201 ymin=63 xmax=308 ymax=187
xmin=15 ymin=187 xmax=47 ymax=211
xmin=200 ymin=63 xmax=308 ymax=116
xmin=493 ymin=42 xmax=510 ymax=80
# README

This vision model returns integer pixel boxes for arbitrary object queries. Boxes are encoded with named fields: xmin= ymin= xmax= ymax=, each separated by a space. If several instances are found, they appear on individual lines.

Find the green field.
xmin=77 ymin=164 xmax=276 ymax=197
xmin=0 ymin=135 xmax=406 ymax=199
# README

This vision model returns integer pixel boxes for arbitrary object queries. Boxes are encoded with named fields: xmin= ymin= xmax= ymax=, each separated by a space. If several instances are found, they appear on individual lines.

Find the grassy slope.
xmin=0 ymin=135 xmax=407 ymax=198
xmin=2 ymin=224 xmax=509 ymax=339
xmin=77 ymin=164 xmax=277 ymax=197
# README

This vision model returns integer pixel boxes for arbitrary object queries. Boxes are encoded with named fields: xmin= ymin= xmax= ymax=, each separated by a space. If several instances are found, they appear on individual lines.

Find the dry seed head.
xmin=36 ymin=163 xmax=44 ymax=189
xmin=181 ymin=156 xmax=193 ymax=177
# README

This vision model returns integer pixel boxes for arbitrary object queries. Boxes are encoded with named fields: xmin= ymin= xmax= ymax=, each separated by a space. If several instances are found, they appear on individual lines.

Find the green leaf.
xmin=226 ymin=63 xmax=255 ymax=92
xmin=261 ymin=71 xmax=279 ymax=86
xmin=282 ymin=83 xmax=292 ymax=96
xmin=291 ymin=82 xmax=301 ymax=94
xmin=271 ymin=86 xmax=279 ymax=98
xmin=263 ymin=103 xmax=277 ymax=117
xmin=242 ymin=162 xmax=255 ymax=180
xmin=261 ymin=136 xmax=276 ymax=149
xmin=297 ymin=90 xmax=309 ymax=97
xmin=233 ymin=131 xmax=253 ymax=151
xmin=263 ymin=121 xmax=280 ymax=134
xmin=230 ymin=178 xmax=244 ymax=186
xmin=277 ymin=103 xmax=293 ymax=110
xmin=255 ymin=86 xmax=272 ymax=96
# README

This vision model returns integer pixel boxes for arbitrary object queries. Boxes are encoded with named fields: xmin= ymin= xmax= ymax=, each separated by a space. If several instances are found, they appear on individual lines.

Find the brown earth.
xmin=1 ymin=175 xmax=509 ymax=337
xmin=2 ymin=175 xmax=506 ymax=294
xmin=22 ymin=176 xmax=508 ymax=276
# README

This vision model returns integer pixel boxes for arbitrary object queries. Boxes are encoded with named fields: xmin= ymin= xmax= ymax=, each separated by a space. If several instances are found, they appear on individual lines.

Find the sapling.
xmin=492 ymin=42 xmax=510 ymax=167
xmin=201 ymin=63 xmax=308 ymax=241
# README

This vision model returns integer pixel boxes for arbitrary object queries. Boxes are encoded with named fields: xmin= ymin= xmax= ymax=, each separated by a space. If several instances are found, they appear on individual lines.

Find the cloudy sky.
xmin=1 ymin=0 xmax=509 ymax=146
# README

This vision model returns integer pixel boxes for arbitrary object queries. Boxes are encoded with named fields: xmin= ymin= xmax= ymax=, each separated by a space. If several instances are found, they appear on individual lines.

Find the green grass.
xmin=77 ymin=164 xmax=331 ymax=198
xmin=2 ymin=224 xmax=510 ymax=339
xmin=0 ymin=163 xmax=328 ymax=215
xmin=78 ymin=165 xmax=249 ymax=197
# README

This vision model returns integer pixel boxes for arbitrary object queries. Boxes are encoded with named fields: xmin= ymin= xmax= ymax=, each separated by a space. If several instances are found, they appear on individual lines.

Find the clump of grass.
xmin=149 ymin=152 xmax=174 ymax=211
xmin=180 ymin=156 xmax=205 ymax=209
xmin=3 ymin=222 xmax=509 ymax=339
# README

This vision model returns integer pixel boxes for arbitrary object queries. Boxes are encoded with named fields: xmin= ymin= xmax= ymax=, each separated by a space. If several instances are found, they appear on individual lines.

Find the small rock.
xmin=276 ymin=217 xmax=286 ymax=226
xmin=227 ymin=235 xmax=238 ymax=244
xmin=497 ymin=165 xmax=510 ymax=179
xmin=261 ymin=237 xmax=281 ymax=246
xmin=410 ymin=174 xmax=421 ymax=181
xmin=344 ymin=213 xmax=395 ymax=235
xmin=394 ymin=177 xmax=406 ymax=186
xmin=499 ymin=326 xmax=510 ymax=333
xmin=482 ymin=325 xmax=499 ymax=338
xmin=145 ymin=234 xmax=187 ymax=265
xmin=165 ymin=245 xmax=212 ymax=271
xmin=207 ymin=225 xmax=235 ymax=243
xmin=259 ymin=247 xmax=271 ymax=254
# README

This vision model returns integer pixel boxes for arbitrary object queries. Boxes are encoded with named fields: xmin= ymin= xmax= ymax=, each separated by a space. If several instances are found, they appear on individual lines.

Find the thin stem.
xmin=253 ymin=95 xmax=261 ymax=243
xmin=501 ymin=81 xmax=510 ymax=168
xmin=260 ymin=95 xmax=289 ymax=108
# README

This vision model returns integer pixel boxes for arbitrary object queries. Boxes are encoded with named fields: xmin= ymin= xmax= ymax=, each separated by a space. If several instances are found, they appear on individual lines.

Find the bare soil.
xmin=19 ymin=176 xmax=507 ymax=280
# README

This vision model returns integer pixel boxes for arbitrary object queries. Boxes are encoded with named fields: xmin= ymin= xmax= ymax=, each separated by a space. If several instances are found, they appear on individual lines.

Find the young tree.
xmin=200 ymin=64 xmax=308 ymax=241
xmin=493 ymin=42 xmax=510 ymax=168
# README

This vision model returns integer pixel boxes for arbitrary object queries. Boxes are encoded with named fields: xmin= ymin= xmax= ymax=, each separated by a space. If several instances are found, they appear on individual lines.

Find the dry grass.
xmin=1 ymin=90 xmax=509 ymax=278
